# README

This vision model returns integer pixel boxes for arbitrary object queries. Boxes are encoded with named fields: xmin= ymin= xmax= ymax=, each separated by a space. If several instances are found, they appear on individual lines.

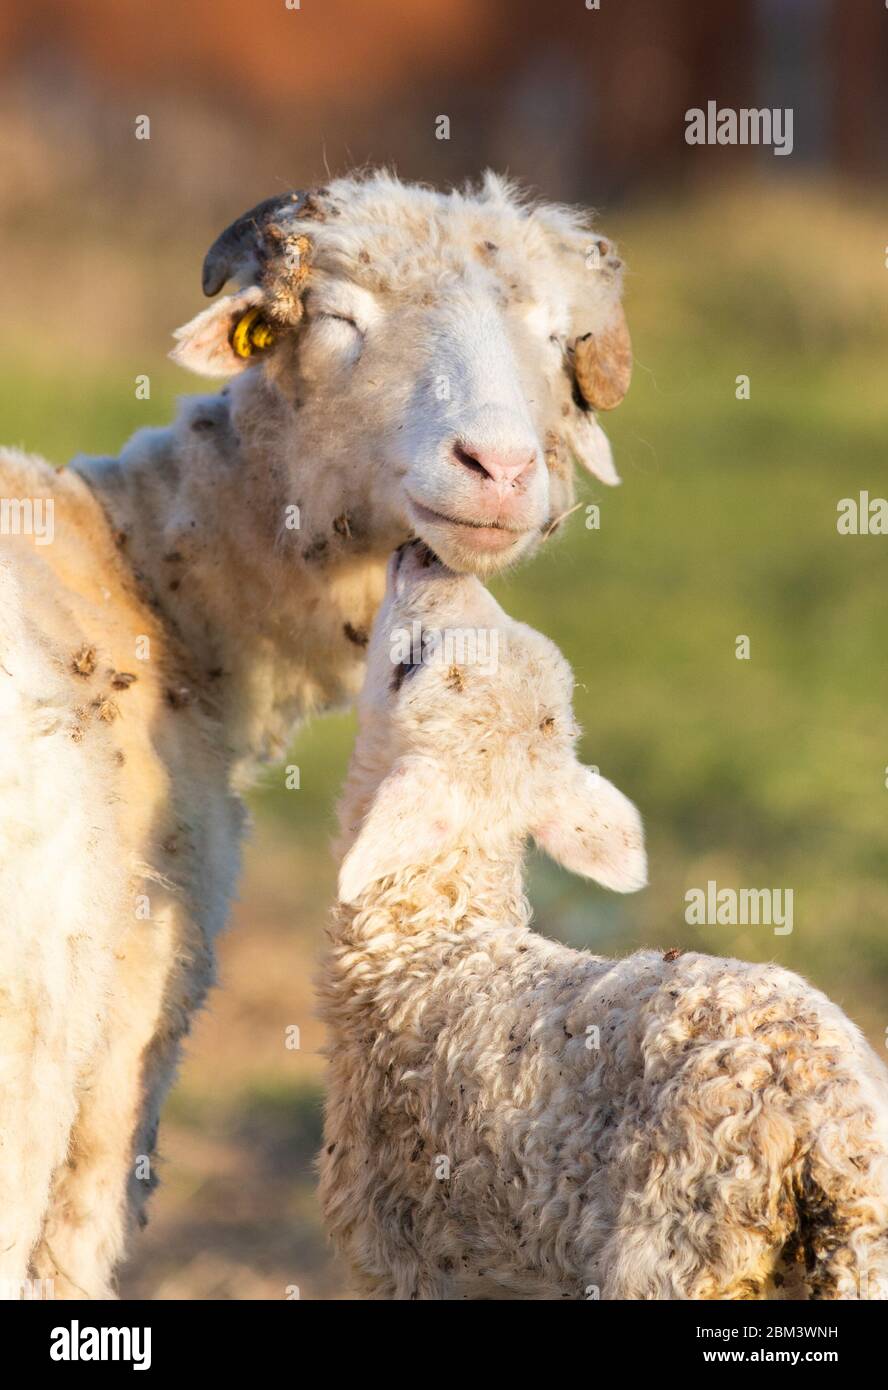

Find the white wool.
xmin=319 ymin=546 xmax=888 ymax=1301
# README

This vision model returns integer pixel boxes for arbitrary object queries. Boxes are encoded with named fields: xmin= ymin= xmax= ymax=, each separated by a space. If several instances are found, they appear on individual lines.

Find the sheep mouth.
xmin=406 ymin=498 xmax=531 ymax=552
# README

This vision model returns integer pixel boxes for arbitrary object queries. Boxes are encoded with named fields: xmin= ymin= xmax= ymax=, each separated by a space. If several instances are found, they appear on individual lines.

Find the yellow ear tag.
xmin=231 ymin=307 xmax=276 ymax=359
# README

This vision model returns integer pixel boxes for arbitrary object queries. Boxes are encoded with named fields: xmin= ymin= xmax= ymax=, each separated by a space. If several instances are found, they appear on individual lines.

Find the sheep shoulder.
xmin=0 ymin=443 xmax=242 ymax=1100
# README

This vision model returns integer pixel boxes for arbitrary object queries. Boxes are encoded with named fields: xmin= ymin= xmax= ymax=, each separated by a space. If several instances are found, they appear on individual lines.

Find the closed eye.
xmin=316 ymin=311 xmax=361 ymax=331
xmin=390 ymin=658 xmax=421 ymax=693
xmin=304 ymin=309 xmax=366 ymax=368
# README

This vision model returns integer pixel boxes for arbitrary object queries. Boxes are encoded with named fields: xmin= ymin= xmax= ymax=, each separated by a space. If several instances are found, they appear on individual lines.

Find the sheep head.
xmin=170 ymin=172 xmax=635 ymax=577
xmin=337 ymin=539 xmax=647 ymax=904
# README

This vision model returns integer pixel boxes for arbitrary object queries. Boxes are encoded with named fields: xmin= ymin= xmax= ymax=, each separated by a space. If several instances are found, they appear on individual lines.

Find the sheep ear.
xmin=563 ymin=413 xmax=621 ymax=486
xmin=170 ymin=287 xmax=269 ymax=378
xmin=532 ymin=763 xmax=646 ymax=892
xmin=338 ymin=757 xmax=460 ymax=906
xmin=572 ymin=303 xmax=632 ymax=412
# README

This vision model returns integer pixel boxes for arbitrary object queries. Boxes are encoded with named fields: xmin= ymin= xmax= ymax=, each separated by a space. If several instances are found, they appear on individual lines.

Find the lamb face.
xmin=358 ymin=538 xmax=573 ymax=777
xmin=338 ymin=540 xmax=647 ymax=903
xmin=172 ymin=172 xmax=631 ymax=577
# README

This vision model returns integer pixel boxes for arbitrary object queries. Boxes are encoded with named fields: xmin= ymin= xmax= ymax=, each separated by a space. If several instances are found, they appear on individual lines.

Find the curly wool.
xmin=318 ymin=550 xmax=888 ymax=1302
xmin=320 ymin=878 xmax=888 ymax=1300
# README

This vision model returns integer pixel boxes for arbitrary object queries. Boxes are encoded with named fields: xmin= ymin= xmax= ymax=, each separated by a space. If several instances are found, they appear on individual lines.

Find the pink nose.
xmin=452 ymin=440 xmax=537 ymax=487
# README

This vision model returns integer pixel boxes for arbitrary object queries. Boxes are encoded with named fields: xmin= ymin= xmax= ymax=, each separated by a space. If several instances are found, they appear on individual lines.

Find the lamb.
xmin=318 ymin=540 xmax=888 ymax=1300
xmin=0 ymin=171 xmax=633 ymax=1298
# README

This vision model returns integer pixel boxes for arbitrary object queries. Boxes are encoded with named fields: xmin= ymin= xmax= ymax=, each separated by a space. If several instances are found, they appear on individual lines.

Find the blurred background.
xmin=2 ymin=0 xmax=887 ymax=1299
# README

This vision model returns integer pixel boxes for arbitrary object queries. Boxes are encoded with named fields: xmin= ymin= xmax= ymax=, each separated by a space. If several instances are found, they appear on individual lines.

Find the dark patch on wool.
xmin=92 ymin=695 xmax=119 ymax=722
xmin=343 ymin=622 xmax=369 ymax=648
xmin=303 ymin=536 xmax=328 ymax=562
xmin=446 ymin=665 xmax=465 ymax=692
xmin=790 ymin=1165 xmax=848 ymax=1297
xmin=571 ymin=375 xmax=593 ymax=414
xmin=72 ymin=644 xmax=97 ymax=678
xmin=166 ymin=685 xmax=194 ymax=710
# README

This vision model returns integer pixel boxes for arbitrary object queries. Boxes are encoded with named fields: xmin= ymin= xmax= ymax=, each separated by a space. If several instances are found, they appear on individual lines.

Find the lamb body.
xmin=319 ymin=544 xmax=888 ymax=1300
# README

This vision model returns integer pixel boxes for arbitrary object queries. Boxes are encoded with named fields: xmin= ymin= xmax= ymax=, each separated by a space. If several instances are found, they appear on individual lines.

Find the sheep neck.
xmin=74 ymin=376 xmax=403 ymax=784
xmin=319 ymin=850 xmax=531 ymax=1049
xmin=332 ymin=849 xmax=530 ymax=949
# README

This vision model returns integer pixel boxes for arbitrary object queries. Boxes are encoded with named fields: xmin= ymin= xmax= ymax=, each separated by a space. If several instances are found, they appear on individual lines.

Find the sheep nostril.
xmin=452 ymin=442 xmax=489 ymax=476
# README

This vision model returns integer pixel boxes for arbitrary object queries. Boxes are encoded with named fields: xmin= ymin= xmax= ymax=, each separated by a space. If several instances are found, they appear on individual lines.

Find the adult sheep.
xmin=0 ymin=171 xmax=632 ymax=1298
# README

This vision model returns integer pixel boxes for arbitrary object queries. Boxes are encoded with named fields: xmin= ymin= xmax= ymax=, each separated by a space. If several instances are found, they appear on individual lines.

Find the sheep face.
xmin=172 ymin=173 xmax=631 ymax=577
xmin=338 ymin=540 xmax=647 ymax=903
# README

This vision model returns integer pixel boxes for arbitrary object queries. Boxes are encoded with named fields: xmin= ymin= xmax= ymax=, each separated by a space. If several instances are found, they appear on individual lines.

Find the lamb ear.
xmin=338 ymin=757 xmax=461 ymax=906
xmin=170 ymin=287 xmax=267 ymax=378
xmin=563 ymin=413 xmax=621 ymax=486
xmin=532 ymin=763 xmax=646 ymax=892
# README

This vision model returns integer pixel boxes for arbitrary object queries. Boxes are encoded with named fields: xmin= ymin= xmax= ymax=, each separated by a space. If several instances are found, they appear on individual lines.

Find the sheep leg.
xmin=600 ymin=1209 xmax=785 ymax=1301
xmin=0 ymin=994 xmax=81 ymax=1298
xmin=31 ymin=1021 xmax=186 ymax=1300
xmin=600 ymin=1041 xmax=888 ymax=1301
xmin=31 ymin=910 xmax=202 ymax=1299
xmin=597 ymin=1055 xmax=803 ymax=1299
xmin=790 ymin=1093 xmax=888 ymax=1300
